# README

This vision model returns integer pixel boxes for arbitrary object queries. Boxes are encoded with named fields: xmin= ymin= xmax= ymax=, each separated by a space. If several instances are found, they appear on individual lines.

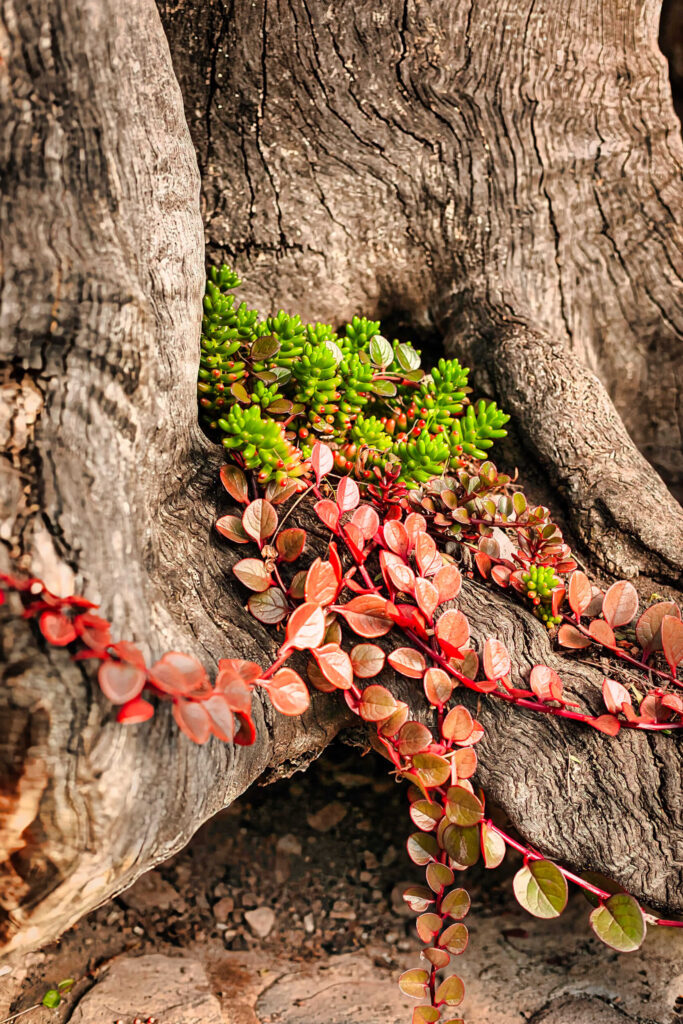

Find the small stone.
xmin=120 ymin=871 xmax=184 ymax=913
xmin=363 ymin=851 xmax=378 ymax=870
xmin=307 ymin=801 xmax=347 ymax=833
xmin=276 ymin=833 xmax=302 ymax=856
xmin=303 ymin=913 xmax=315 ymax=934
xmin=222 ymin=929 xmax=237 ymax=945
xmin=244 ymin=906 xmax=276 ymax=938
xmin=212 ymin=896 xmax=234 ymax=923
xmin=359 ymin=870 xmax=372 ymax=884
xmin=330 ymin=900 xmax=356 ymax=921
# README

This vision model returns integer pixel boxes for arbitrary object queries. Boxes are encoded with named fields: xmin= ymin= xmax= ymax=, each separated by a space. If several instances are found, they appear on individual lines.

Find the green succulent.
xmin=199 ymin=265 xmax=510 ymax=491
xmin=520 ymin=565 xmax=563 ymax=628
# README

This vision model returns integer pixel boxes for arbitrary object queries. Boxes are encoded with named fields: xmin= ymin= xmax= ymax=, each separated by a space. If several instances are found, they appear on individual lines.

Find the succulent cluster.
xmin=199 ymin=266 xmax=509 ymax=490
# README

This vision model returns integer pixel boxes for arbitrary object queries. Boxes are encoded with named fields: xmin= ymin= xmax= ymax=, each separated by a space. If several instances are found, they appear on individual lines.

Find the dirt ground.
xmin=1 ymin=744 xmax=681 ymax=1024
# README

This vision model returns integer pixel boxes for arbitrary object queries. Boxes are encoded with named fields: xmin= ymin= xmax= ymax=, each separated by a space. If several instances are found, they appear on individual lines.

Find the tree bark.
xmin=1 ymin=0 xmax=682 ymax=957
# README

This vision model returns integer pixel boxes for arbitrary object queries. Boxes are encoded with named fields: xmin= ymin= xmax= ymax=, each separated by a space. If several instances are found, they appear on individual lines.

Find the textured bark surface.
xmin=0 ymin=0 xmax=682 ymax=958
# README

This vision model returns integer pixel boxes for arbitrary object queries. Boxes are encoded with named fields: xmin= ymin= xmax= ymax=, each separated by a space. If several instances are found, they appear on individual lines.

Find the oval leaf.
xmin=589 ymin=893 xmax=646 ymax=952
xmin=424 ymin=667 xmax=454 ymax=708
xmin=233 ymin=558 xmax=272 ymax=592
xmin=568 ymin=570 xmax=592 ymax=618
xmin=98 ymin=660 xmax=146 ymax=705
xmin=284 ymin=602 xmax=326 ymax=651
xmin=263 ymin=668 xmax=310 ymax=716
xmin=602 ymin=580 xmax=638 ymax=629
xmin=513 ymin=860 xmax=568 ymax=919
xmin=388 ymin=646 xmax=426 ymax=679
xmin=350 ymin=643 xmax=386 ymax=678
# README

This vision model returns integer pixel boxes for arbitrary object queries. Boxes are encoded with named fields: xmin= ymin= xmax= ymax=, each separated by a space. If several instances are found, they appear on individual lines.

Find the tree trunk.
xmin=1 ymin=0 xmax=682 ymax=956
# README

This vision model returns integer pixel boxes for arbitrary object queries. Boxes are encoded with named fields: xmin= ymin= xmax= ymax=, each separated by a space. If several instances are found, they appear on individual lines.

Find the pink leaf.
xmin=314 ymin=499 xmax=340 ymax=532
xmin=568 ymin=570 xmax=592 ymax=619
xmin=284 ymin=602 xmax=326 ymax=651
xmin=98 ymin=660 xmax=146 ymax=705
xmin=388 ymin=647 xmax=426 ymax=679
xmin=336 ymin=475 xmax=360 ymax=513
xmin=436 ymin=609 xmax=470 ymax=657
xmin=662 ymin=615 xmax=683 ymax=674
xmin=602 ymin=580 xmax=639 ymax=629
xmin=173 ymin=698 xmax=212 ymax=744
xmin=311 ymin=442 xmax=334 ymax=484
xmin=602 ymin=678 xmax=632 ymax=715
xmin=263 ymin=668 xmax=311 ymax=716
xmin=482 ymin=638 xmax=511 ymax=682
xmin=312 ymin=643 xmax=354 ymax=690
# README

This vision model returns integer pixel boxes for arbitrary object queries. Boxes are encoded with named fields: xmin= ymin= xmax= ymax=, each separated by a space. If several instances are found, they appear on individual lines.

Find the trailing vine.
xmin=3 ymin=266 xmax=682 ymax=1020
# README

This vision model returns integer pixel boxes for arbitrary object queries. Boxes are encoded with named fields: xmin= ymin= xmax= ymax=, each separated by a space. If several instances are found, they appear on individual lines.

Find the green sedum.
xmin=198 ymin=266 xmax=510 ymax=491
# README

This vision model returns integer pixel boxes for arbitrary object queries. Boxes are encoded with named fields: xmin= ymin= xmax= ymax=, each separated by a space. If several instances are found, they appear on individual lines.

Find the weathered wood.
xmin=0 ymin=0 xmax=682 ymax=958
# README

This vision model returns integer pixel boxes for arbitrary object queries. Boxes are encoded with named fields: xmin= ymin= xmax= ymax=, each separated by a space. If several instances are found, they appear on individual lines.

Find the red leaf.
xmin=284 ymin=602 xmax=326 ymax=650
xmin=117 ymin=697 xmax=155 ymax=725
xmin=173 ymin=698 xmax=212 ymax=744
xmin=111 ymin=641 xmax=146 ymax=669
xmin=336 ymin=475 xmax=360 ymax=513
xmin=423 ymin=667 xmax=454 ymax=707
xmin=587 ymin=714 xmax=621 ymax=736
xmin=442 ymin=706 xmax=474 ymax=743
xmin=337 ymin=595 xmax=394 ymax=638
xmin=398 ymin=721 xmax=433 ymax=756
xmin=388 ymin=647 xmax=426 ymax=679
xmin=233 ymin=558 xmax=273 ymax=592
xmin=454 ymin=747 xmax=477 ymax=780
xmin=311 ymin=442 xmax=334 ymax=484
xmin=434 ymin=564 xmax=462 ymax=604
xmin=351 ymin=505 xmax=380 ymax=541
xmin=314 ymin=499 xmax=340 ymax=532
xmin=557 ymin=624 xmax=591 ymax=649
xmin=475 ymin=552 xmax=492 ymax=579
xmin=39 ymin=611 xmax=77 ymax=647
xmin=263 ymin=668 xmax=311 ymax=716
xmin=405 ymin=513 xmax=427 ymax=547
xmin=383 ymin=520 xmax=410 ymax=558
xmin=491 ymin=565 xmax=511 ymax=587
xmin=635 ymin=601 xmax=680 ymax=654
xmin=602 ymin=580 xmax=639 ymax=629
xmin=214 ymin=673 xmax=253 ymax=714
xmin=343 ymin=522 xmax=366 ymax=553
xmin=359 ymin=684 xmax=398 ymax=722
xmin=530 ymin=665 xmax=564 ymax=703
xmin=305 ymin=558 xmax=339 ymax=606
xmin=234 ymin=711 xmax=257 ymax=746
xmin=242 ymin=499 xmax=278 ymax=543
xmin=151 ymin=651 xmax=209 ymax=694
xmin=436 ymin=609 xmax=470 ymax=657
xmin=328 ymin=542 xmax=343 ymax=582
xmin=415 ymin=533 xmax=440 ymax=576
xmin=312 ymin=643 xmax=354 ymax=690
xmin=350 ymin=643 xmax=386 ymax=678
xmin=75 ymin=613 xmax=112 ymax=650
xmin=276 ymin=528 xmax=306 ymax=562
xmin=98 ymin=660 xmax=146 ymax=704
xmin=381 ymin=552 xmax=416 ymax=595
xmin=661 ymin=693 xmax=683 ymax=717
xmin=602 ymin=678 xmax=632 ymax=715
xmin=568 ymin=571 xmax=592 ymax=619
xmin=482 ymin=638 xmax=511 ymax=682
xmin=415 ymin=578 xmax=439 ymax=620
xmin=220 ymin=464 xmax=249 ymax=503
xmin=640 ymin=691 xmax=674 ymax=724
xmin=215 ymin=514 xmax=250 ymax=544
xmin=589 ymin=619 xmax=617 ymax=648
xmin=204 ymin=694 xmax=236 ymax=742
xmin=662 ymin=614 xmax=683 ymax=674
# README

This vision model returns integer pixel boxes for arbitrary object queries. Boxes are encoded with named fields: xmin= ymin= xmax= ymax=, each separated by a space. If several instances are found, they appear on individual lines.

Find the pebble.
xmin=276 ymin=833 xmax=303 ymax=856
xmin=212 ymin=896 xmax=234 ymax=923
xmin=244 ymin=906 xmax=276 ymax=938
xmin=306 ymin=801 xmax=347 ymax=833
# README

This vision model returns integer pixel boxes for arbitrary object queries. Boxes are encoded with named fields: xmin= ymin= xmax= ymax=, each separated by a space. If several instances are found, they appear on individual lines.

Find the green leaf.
xmin=445 ymin=786 xmax=484 ymax=828
xmin=442 ymin=824 xmax=480 ymax=868
xmin=435 ymin=974 xmax=464 ymax=1007
xmin=42 ymin=990 xmax=61 ymax=1008
xmin=369 ymin=335 xmax=393 ymax=367
xmin=396 ymin=343 xmax=421 ymax=371
xmin=252 ymin=334 xmax=280 ymax=360
xmin=57 ymin=979 xmax=75 ymax=992
xmin=480 ymin=821 xmax=506 ymax=869
xmin=589 ymin=894 xmax=646 ymax=952
xmin=426 ymin=862 xmax=454 ymax=893
xmin=371 ymin=379 xmax=397 ymax=398
xmin=440 ymin=887 xmax=470 ymax=920
xmin=513 ymin=860 xmax=568 ymax=919
xmin=407 ymin=832 xmax=439 ymax=866
xmin=412 ymin=752 xmax=451 ymax=788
